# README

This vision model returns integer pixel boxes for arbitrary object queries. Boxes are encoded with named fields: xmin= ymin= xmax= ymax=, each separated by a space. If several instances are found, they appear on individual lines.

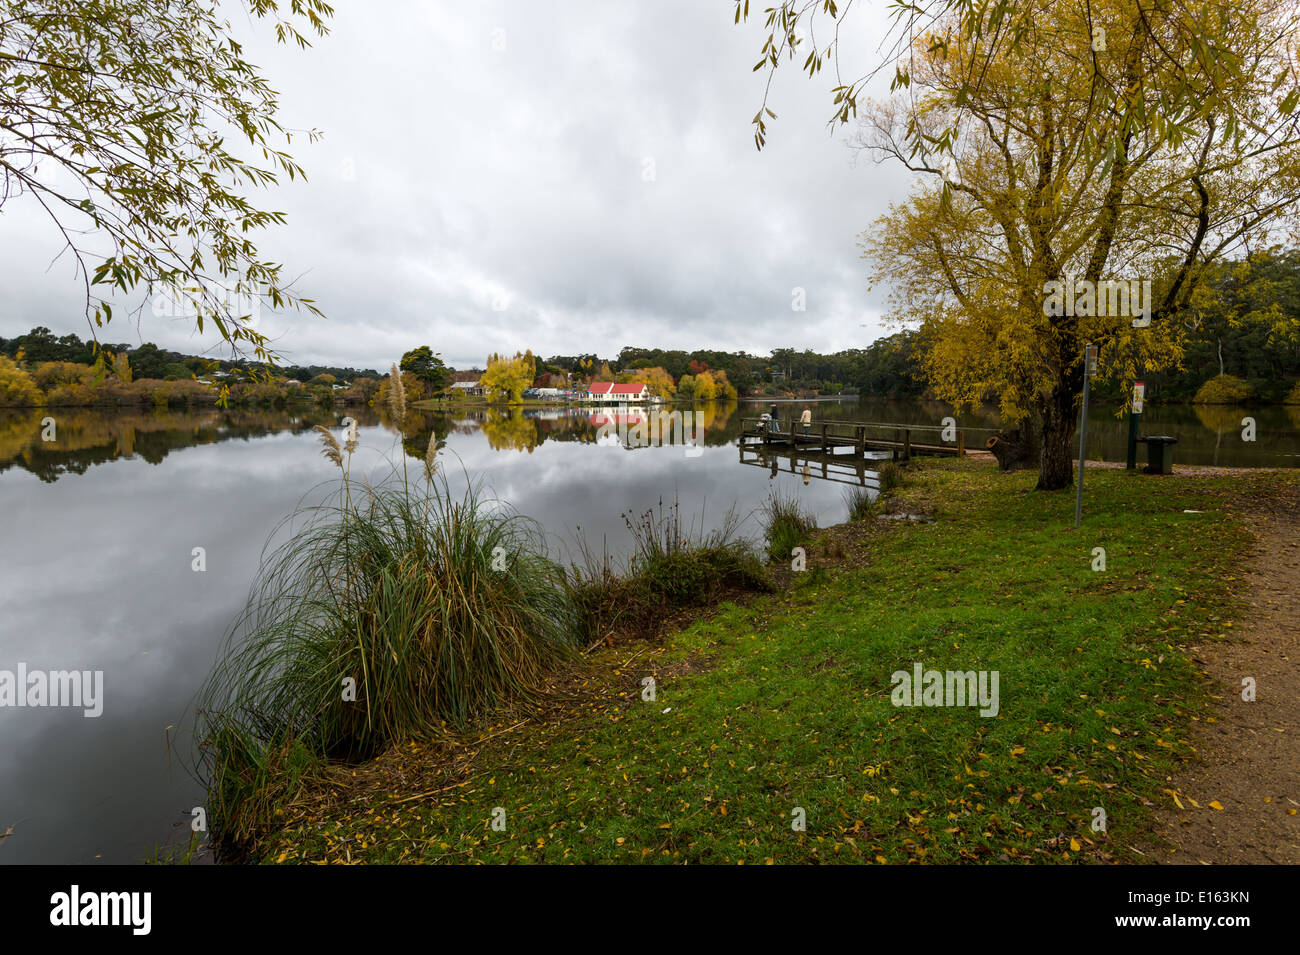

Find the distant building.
xmin=586 ymin=382 xmax=649 ymax=403
xmin=450 ymin=380 xmax=484 ymax=397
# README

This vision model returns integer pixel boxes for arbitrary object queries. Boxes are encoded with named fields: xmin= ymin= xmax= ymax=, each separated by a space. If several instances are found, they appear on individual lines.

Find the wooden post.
xmin=957 ymin=430 xmax=966 ymax=456
xmin=903 ymin=429 xmax=912 ymax=462
xmin=856 ymin=426 xmax=865 ymax=457
xmin=791 ymin=419 xmax=798 ymax=449
xmin=821 ymin=423 xmax=828 ymax=454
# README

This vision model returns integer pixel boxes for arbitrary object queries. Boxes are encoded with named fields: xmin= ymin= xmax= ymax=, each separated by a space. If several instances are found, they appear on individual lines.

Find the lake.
xmin=0 ymin=396 xmax=1294 ymax=863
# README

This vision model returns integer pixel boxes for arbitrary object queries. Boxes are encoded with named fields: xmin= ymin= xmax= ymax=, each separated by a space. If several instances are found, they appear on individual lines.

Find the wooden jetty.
xmin=738 ymin=443 xmax=893 ymax=487
xmin=739 ymin=417 xmax=985 ymax=461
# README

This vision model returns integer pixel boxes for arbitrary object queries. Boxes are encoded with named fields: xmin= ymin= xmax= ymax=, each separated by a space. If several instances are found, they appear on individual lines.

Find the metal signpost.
xmin=1075 ymin=344 xmax=1098 ymax=527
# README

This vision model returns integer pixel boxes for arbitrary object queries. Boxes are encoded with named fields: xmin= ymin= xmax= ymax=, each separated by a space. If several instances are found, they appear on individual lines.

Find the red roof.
xmin=589 ymin=382 xmax=646 ymax=394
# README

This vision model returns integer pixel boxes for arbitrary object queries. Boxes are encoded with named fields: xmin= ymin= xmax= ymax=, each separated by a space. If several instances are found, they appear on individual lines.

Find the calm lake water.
xmin=0 ymin=396 xmax=1294 ymax=863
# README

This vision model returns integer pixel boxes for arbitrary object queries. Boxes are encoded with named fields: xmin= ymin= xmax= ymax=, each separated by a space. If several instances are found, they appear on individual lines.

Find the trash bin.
xmin=1138 ymin=435 xmax=1178 ymax=474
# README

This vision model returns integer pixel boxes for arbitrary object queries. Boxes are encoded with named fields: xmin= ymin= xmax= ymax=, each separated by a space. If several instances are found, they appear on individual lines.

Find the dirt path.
xmin=1143 ymin=489 xmax=1300 ymax=864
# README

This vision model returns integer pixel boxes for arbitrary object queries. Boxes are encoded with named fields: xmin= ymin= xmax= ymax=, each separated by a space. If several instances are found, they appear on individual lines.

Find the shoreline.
xmin=241 ymin=458 xmax=1299 ymax=864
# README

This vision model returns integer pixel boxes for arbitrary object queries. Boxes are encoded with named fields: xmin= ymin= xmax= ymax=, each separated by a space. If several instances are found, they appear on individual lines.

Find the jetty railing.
xmin=740 ymin=417 xmax=1000 ymax=460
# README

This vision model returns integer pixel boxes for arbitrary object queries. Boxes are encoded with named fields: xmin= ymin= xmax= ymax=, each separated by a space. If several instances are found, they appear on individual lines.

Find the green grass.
xmin=260 ymin=460 xmax=1289 ymax=864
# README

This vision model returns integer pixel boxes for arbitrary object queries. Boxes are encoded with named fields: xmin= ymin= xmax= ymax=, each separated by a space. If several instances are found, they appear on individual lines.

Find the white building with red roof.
xmin=585 ymin=381 xmax=649 ymax=403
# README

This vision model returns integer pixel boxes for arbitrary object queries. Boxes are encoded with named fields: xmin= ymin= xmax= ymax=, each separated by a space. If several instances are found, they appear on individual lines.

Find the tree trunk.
xmin=985 ymin=428 xmax=1038 ymax=471
xmin=1036 ymin=382 xmax=1077 ymax=490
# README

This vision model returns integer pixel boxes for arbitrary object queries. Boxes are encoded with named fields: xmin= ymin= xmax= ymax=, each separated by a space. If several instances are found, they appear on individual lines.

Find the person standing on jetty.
xmin=800 ymin=406 xmax=812 ymax=435
xmin=768 ymin=403 xmax=780 ymax=433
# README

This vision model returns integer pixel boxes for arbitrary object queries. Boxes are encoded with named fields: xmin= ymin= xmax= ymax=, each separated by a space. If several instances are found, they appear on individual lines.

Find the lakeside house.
xmin=585 ymin=381 xmax=649 ymax=403
xmin=450 ymin=380 xmax=484 ymax=397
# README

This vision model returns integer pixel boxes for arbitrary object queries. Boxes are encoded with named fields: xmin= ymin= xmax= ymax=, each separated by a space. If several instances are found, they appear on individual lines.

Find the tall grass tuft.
xmin=761 ymin=490 xmax=816 ymax=563
xmin=876 ymin=460 xmax=904 ymax=493
xmin=196 ymin=467 xmax=579 ymax=850
xmin=564 ymin=497 xmax=770 ymax=645
xmin=843 ymin=485 xmax=875 ymax=522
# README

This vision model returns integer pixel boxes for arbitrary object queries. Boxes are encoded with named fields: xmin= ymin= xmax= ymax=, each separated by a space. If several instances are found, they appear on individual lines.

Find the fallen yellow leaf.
xmin=1209 ymin=800 xmax=1224 ymax=811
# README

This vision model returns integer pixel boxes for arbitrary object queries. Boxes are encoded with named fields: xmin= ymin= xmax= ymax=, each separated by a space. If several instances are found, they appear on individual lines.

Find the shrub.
xmin=32 ymin=361 xmax=95 ymax=390
xmin=0 ymin=357 xmax=44 ymax=407
xmin=149 ymin=378 xmax=213 ymax=407
xmin=44 ymin=383 xmax=94 ymax=406
xmin=226 ymin=380 xmax=287 ymax=407
xmin=1284 ymin=380 xmax=1300 ymax=406
xmin=1193 ymin=374 xmax=1253 ymax=405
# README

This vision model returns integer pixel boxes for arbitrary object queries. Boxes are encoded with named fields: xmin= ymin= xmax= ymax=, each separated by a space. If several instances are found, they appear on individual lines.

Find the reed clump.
xmin=565 ymin=498 xmax=770 ymax=645
xmin=196 ymin=427 xmax=578 ymax=851
xmin=761 ymin=490 xmax=817 ymax=563
xmin=876 ymin=460 xmax=904 ymax=493
xmin=843 ymin=485 xmax=876 ymax=522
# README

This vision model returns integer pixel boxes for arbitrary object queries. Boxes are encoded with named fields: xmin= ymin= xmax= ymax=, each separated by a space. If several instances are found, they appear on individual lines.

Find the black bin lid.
xmin=1139 ymin=434 xmax=1179 ymax=444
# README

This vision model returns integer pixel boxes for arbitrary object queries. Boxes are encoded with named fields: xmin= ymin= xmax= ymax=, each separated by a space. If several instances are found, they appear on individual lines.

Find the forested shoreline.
xmin=6 ymin=245 xmax=1300 ymax=409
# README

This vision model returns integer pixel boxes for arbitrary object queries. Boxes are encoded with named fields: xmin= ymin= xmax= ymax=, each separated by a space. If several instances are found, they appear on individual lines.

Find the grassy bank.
xmin=194 ymin=454 xmax=774 ymax=858
xmin=255 ymin=459 xmax=1291 ymax=864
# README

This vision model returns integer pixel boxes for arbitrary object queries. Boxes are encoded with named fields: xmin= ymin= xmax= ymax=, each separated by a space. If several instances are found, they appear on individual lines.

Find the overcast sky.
xmin=0 ymin=1 xmax=919 ymax=372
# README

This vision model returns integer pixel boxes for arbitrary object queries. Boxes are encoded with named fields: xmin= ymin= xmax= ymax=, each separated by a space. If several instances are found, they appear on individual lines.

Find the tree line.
xmin=0 ymin=327 xmax=381 ymax=384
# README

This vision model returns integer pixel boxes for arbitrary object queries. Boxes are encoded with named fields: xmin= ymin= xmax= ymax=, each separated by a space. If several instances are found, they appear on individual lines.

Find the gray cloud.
xmin=0 ymin=1 xmax=917 ymax=371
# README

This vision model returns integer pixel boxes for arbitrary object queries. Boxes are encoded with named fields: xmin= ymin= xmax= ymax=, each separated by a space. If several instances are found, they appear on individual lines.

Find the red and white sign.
xmin=1133 ymin=381 xmax=1145 ymax=414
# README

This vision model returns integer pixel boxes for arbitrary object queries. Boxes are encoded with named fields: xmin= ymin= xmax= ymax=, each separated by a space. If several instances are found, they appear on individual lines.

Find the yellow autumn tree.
xmin=109 ymin=351 xmax=133 ymax=383
xmin=630 ymin=366 xmax=676 ymax=399
xmin=0 ymin=356 xmax=43 ymax=407
xmin=482 ymin=351 xmax=536 ymax=405
xmin=692 ymin=370 xmax=718 ymax=401
xmin=859 ymin=0 xmax=1300 ymax=489
xmin=711 ymin=368 xmax=739 ymax=401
